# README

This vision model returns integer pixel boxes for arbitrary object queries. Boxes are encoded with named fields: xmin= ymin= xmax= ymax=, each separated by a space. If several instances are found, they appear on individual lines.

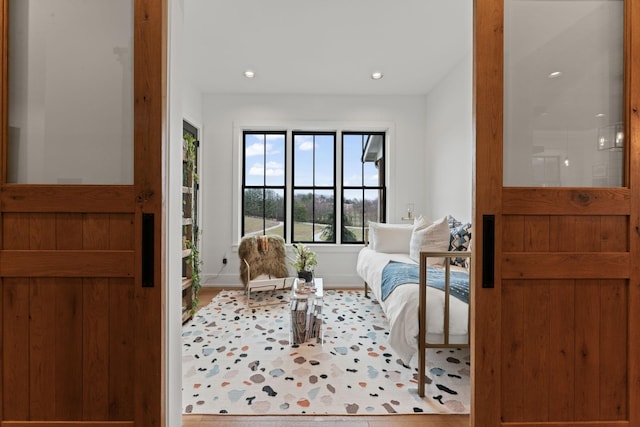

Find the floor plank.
xmin=183 ymin=286 xmax=470 ymax=427
xmin=182 ymin=414 xmax=469 ymax=427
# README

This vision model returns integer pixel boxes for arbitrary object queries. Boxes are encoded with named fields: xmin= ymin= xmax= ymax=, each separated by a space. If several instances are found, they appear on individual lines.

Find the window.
xmin=342 ymin=133 xmax=386 ymax=243
xmin=242 ymin=131 xmax=286 ymax=238
xmin=241 ymin=129 xmax=386 ymax=244
xmin=292 ymin=132 xmax=336 ymax=243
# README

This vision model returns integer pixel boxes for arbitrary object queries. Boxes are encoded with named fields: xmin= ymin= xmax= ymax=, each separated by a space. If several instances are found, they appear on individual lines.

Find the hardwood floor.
xmin=182 ymin=414 xmax=470 ymax=426
xmin=182 ymin=286 xmax=471 ymax=427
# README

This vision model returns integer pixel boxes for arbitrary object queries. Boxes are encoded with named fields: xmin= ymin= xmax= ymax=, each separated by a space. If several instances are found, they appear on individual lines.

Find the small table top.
xmin=291 ymin=277 xmax=323 ymax=300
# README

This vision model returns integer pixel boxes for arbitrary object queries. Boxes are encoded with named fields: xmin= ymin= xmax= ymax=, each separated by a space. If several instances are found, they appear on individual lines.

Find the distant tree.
xmin=341 ymin=212 xmax=358 ymax=242
xmin=342 ymin=210 xmax=355 ymax=227
xmin=341 ymin=226 xmax=357 ymax=242
xmin=294 ymin=200 xmax=309 ymax=222
xmin=264 ymin=189 xmax=284 ymax=220
xmin=244 ymin=188 xmax=263 ymax=217
xmin=319 ymin=213 xmax=356 ymax=242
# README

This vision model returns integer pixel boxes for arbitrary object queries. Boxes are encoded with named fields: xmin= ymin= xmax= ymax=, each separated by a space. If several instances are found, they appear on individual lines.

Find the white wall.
xmin=168 ymin=3 xmax=206 ymax=425
xmin=424 ymin=51 xmax=473 ymax=224
xmin=168 ymin=4 xmax=209 ymax=424
xmin=200 ymin=94 xmax=428 ymax=286
xmin=167 ymin=0 xmax=186 ymax=425
xmin=183 ymin=82 xmax=203 ymax=128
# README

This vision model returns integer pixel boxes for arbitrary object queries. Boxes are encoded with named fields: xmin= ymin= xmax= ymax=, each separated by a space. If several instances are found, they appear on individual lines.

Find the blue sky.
xmin=244 ymin=132 xmax=379 ymax=192
xmin=244 ymin=133 xmax=285 ymax=186
xmin=293 ymin=134 xmax=333 ymax=187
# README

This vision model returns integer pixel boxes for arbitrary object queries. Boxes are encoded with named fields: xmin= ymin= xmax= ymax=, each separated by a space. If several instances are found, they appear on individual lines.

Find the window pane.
xmin=244 ymin=134 xmax=265 ymax=186
xmin=242 ymin=188 xmax=285 ymax=238
xmin=264 ymin=189 xmax=284 ymax=238
xmin=314 ymin=135 xmax=335 ymax=186
xmin=364 ymin=189 xmax=382 ymax=225
xmin=294 ymin=134 xmax=314 ymax=186
xmin=243 ymin=188 xmax=264 ymax=236
xmin=242 ymin=132 xmax=286 ymax=237
xmin=343 ymin=134 xmax=363 ymax=186
xmin=8 ymin=0 xmax=134 ymax=184
xmin=343 ymin=189 xmax=363 ymax=242
xmin=265 ymin=134 xmax=285 ymax=187
xmin=503 ymin=0 xmax=624 ymax=187
xmin=342 ymin=132 xmax=385 ymax=243
xmin=314 ymin=189 xmax=335 ymax=242
xmin=293 ymin=189 xmax=313 ymax=241
xmin=363 ymin=162 xmax=379 ymax=187
xmin=292 ymin=189 xmax=335 ymax=242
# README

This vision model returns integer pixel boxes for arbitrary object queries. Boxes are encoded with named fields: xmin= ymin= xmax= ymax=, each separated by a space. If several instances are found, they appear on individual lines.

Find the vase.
xmin=298 ymin=271 xmax=313 ymax=283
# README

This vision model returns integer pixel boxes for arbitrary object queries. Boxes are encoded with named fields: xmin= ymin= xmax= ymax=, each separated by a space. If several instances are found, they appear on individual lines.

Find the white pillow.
xmin=368 ymin=222 xmax=414 ymax=253
xmin=409 ymin=216 xmax=450 ymax=265
xmin=412 ymin=215 xmax=433 ymax=232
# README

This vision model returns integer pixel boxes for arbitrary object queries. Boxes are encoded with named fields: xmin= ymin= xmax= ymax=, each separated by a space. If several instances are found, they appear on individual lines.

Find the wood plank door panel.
xmin=1 ymin=211 xmax=137 ymax=422
xmin=0 ymin=0 xmax=165 ymax=425
xmin=473 ymin=0 xmax=639 ymax=425
xmin=499 ymin=213 xmax=629 ymax=422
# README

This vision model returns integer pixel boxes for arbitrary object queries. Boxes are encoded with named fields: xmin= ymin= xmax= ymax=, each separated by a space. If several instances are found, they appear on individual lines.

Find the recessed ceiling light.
xmin=244 ymin=70 xmax=255 ymax=78
xmin=371 ymin=71 xmax=384 ymax=80
xmin=548 ymin=71 xmax=562 ymax=79
xmin=595 ymin=113 xmax=605 ymax=117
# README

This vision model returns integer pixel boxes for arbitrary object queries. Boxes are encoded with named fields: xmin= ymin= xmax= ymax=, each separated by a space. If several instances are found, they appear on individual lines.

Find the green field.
xmin=292 ymin=222 xmax=327 ymax=241
xmin=244 ymin=216 xmax=364 ymax=242
xmin=244 ymin=216 xmax=282 ymax=235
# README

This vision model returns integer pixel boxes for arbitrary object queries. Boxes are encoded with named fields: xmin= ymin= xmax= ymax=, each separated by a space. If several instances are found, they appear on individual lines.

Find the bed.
xmin=355 ymin=216 xmax=472 ymax=396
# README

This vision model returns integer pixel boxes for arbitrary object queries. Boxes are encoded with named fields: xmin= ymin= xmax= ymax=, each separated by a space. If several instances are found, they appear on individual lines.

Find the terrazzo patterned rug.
xmin=182 ymin=289 xmax=470 ymax=415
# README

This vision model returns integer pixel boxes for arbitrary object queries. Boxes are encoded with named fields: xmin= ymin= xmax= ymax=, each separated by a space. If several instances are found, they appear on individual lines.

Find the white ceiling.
xmin=183 ymin=0 xmax=473 ymax=96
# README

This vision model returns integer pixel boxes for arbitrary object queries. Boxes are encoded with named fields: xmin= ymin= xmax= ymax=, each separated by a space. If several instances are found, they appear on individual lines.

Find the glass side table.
xmin=289 ymin=277 xmax=323 ymax=345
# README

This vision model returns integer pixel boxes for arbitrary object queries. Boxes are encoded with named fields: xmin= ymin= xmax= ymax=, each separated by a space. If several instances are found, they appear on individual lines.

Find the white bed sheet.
xmin=356 ymin=246 xmax=469 ymax=364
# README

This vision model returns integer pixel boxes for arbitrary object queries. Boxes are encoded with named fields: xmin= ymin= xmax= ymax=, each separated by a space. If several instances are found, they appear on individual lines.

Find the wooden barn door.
xmin=474 ymin=0 xmax=640 ymax=426
xmin=0 ymin=1 xmax=165 ymax=426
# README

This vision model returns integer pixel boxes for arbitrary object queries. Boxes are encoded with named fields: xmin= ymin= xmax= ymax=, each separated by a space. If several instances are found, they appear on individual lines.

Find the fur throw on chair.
xmin=238 ymin=235 xmax=289 ymax=286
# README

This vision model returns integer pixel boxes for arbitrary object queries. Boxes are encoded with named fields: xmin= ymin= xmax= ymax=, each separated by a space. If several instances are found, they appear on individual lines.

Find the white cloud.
xmin=343 ymin=174 xmax=361 ymax=186
xmin=295 ymin=135 xmax=314 ymax=151
xmin=249 ymin=161 xmax=285 ymax=177
xmin=298 ymin=141 xmax=314 ymax=151
xmin=246 ymin=142 xmax=282 ymax=157
xmin=245 ymin=142 xmax=266 ymax=156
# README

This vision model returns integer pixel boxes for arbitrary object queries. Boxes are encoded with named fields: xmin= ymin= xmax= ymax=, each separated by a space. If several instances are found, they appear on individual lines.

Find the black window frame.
xmin=240 ymin=129 xmax=387 ymax=244
xmin=341 ymin=132 xmax=386 ymax=244
xmin=241 ymin=131 xmax=287 ymax=238
xmin=291 ymin=131 xmax=337 ymax=244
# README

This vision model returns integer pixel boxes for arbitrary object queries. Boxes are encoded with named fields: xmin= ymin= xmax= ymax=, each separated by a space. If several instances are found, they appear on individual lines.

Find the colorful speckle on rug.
xmin=182 ymin=289 xmax=470 ymax=415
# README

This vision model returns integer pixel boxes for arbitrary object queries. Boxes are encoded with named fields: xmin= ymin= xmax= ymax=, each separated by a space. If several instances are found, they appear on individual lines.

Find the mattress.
xmin=356 ymin=246 xmax=469 ymax=364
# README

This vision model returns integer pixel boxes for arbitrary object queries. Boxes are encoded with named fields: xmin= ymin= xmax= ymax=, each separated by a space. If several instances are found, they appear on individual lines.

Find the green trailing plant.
xmin=183 ymin=132 xmax=202 ymax=313
xmin=183 ymin=133 xmax=199 ymax=184
xmin=185 ymin=238 xmax=202 ymax=313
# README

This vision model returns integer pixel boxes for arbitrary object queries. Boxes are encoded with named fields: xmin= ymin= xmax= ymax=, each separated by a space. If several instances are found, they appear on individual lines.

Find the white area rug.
xmin=182 ymin=289 xmax=470 ymax=415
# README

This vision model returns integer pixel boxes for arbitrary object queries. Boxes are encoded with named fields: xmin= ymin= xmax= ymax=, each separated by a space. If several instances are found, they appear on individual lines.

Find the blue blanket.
xmin=380 ymin=261 xmax=469 ymax=303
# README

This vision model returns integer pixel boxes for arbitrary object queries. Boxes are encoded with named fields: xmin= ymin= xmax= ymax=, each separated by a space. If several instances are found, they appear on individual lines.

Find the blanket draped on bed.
xmin=381 ymin=260 xmax=469 ymax=303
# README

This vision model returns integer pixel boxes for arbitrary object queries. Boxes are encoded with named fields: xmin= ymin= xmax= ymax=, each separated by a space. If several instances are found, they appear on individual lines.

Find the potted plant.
xmin=290 ymin=243 xmax=317 ymax=283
